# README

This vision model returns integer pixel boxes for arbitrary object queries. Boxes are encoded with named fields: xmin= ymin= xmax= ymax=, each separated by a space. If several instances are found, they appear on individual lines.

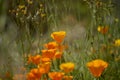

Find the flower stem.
xmin=94 ymin=77 xmax=100 ymax=80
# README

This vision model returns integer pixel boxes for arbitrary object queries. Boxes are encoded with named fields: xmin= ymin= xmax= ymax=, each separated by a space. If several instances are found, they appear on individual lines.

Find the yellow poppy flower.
xmin=54 ymin=51 xmax=63 ymax=59
xmin=51 ymin=31 xmax=66 ymax=43
xmin=86 ymin=59 xmax=108 ymax=77
xmin=60 ymin=62 xmax=75 ymax=73
xmin=114 ymin=39 xmax=120 ymax=46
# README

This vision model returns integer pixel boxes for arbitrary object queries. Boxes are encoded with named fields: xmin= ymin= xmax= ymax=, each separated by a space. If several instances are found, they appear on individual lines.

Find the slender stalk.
xmin=94 ymin=77 xmax=100 ymax=80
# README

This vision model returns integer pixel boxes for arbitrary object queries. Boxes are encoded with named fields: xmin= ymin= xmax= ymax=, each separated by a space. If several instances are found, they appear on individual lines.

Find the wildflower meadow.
xmin=0 ymin=0 xmax=120 ymax=80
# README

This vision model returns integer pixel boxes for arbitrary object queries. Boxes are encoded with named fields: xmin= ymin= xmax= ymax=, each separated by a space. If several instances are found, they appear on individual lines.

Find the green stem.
xmin=94 ymin=77 xmax=100 ymax=80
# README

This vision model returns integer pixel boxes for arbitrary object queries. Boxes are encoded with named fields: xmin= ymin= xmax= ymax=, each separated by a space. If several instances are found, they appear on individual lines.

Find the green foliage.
xmin=0 ymin=0 xmax=120 ymax=80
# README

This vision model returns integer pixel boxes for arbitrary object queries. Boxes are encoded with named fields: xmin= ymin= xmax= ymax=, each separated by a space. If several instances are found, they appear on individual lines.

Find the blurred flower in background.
xmin=114 ymin=39 xmax=120 ymax=46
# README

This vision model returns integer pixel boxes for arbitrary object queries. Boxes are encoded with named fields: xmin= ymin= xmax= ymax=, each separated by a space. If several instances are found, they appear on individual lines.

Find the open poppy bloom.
xmin=44 ymin=41 xmax=58 ymax=49
xmin=27 ymin=68 xmax=42 ymax=80
xmin=114 ymin=39 xmax=120 ymax=46
xmin=27 ymin=72 xmax=36 ymax=80
xmin=97 ymin=26 xmax=108 ymax=34
xmin=86 ymin=59 xmax=108 ymax=77
xmin=54 ymin=51 xmax=63 ymax=59
xmin=60 ymin=62 xmax=75 ymax=73
xmin=38 ymin=62 xmax=51 ymax=74
xmin=41 ymin=57 xmax=51 ymax=63
xmin=51 ymin=31 xmax=66 ymax=43
xmin=28 ymin=55 xmax=41 ymax=65
xmin=48 ymin=72 xmax=64 ymax=80
xmin=41 ymin=49 xmax=56 ymax=59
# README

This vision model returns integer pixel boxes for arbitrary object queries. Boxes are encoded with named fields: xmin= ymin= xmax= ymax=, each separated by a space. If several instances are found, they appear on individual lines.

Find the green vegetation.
xmin=0 ymin=0 xmax=120 ymax=80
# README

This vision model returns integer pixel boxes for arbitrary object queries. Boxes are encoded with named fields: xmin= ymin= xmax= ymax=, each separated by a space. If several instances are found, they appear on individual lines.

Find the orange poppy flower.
xmin=63 ymin=75 xmax=73 ymax=80
xmin=27 ymin=68 xmax=43 ymax=80
xmin=42 ymin=49 xmax=56 ymax=59
xmin=28 ymin=55 xmax=41 ymax=65
xmin=38 ymin=62 xmax=51 ymax=74
xmin=27 ymin=72 xmax=36 ymax=80
xmin=44 ymin=41 xmax=58 ymax=49
xmin=86 ymin=59 xmax=108 ymax=77
xmin=54 ymin=51 xmax=63 ymax=59
xmin=60 ymin=62 xmax=75 ymax=73
xmin=51 ymin=31 xmax=66 ymax=43
xmin=30 ymin=68 xmax=42 ymax=79
xmin=41 ymin=57 xmax=51 ymax=63
xmin=97 ymin=26 xmax=108 ymax=34
xmin=48 ymin=72 xmax=64 ymax=80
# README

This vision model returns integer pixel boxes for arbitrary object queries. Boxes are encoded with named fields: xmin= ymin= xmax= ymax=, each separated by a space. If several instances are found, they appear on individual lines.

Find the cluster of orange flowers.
xmin=27 ymin=31 xmax=75 ymax=80
xmin=26 ymin=31 xmax=112 ymax=79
